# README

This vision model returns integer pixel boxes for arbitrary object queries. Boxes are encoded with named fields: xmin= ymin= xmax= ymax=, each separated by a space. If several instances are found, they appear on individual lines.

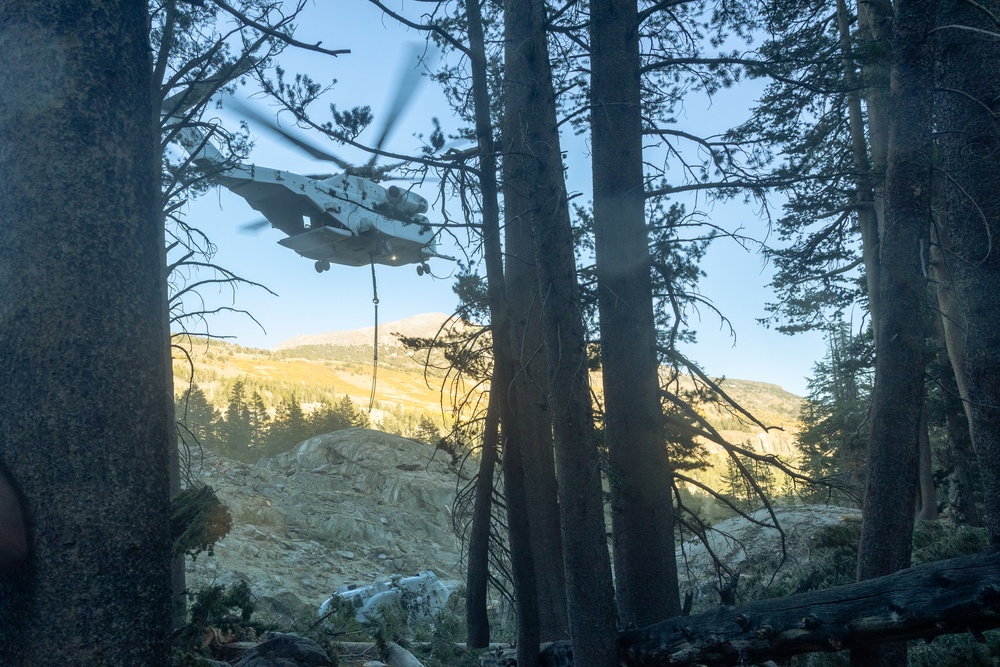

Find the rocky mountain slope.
xmin=185 ymin=428 xmax=465 ymax=626
xmin=184 ymin=428 xmax=860 ymax=631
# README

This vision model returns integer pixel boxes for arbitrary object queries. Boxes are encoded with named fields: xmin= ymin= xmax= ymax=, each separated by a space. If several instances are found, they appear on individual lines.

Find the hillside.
xmin=172 ymin=313 xmax=806 ymax=474
xmin=185 ymin=428 xmax=464 ymax=626
xmin=172 ymin=314 xmax=462 ymax=426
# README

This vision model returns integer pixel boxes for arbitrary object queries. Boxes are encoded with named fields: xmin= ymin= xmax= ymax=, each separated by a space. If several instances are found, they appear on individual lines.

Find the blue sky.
xmin=177 ymin=1 xmax=827 ymax=396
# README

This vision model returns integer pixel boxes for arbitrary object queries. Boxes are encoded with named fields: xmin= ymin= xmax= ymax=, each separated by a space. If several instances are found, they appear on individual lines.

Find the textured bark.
xmin=837 ymin=0 xmax=882 ymax=330
xmin=853 ymin=1 xmax=936 ymax=665
xmin=501 ymin=0 xmax=569 ymax=638
xmin=936 ymin=0 xmax=1000 ymax=542
xmin=930 ymin=314 xmax=980 ymax=525
xmin=845 ymin=0 xmax=937 ymax=524
xmin=917 ymin=355 xmax=938 ymax=519
xmin=857 ymin=0 xmax=893 ymax=257
xmin=463 ymin=0 xmax=501 ymax=647
xmin=483 ymin=549 xmax=1000 ymax=666
xmin=467 ymin=0 xmax=541 ymax=660
xmin=465 ymin=388 xmax=500 ymax=647
xmin=0 ymin=1 xmax=173 ymax=664
xmin=929 ymin=158 xmax=978 ymax=523
xmin=503 ymin=0 xmax=620 ymax=663
xmin=505 ymin=161 xmax=570 ymax=641
xmin=916 ymin=414 xmax=938 ymax=520
xmin=619 ymin=547 xmax=1000 ymax=667
xmin=590 ymin=0 xmax=680 ymax=627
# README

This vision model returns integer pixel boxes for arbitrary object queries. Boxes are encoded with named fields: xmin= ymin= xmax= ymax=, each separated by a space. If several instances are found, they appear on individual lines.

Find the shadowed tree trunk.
xmin=842 ymin=0 xmax=938 ymax=521
xmin=936 ymin=0 xmax=1000 ymax=542
xmin=465 ymin=387 xmax=500 ymax=647
xmin=852 ymin=0 xmax=935 ymax=665
xmin=505 ymin=138 xmax=570 ymax=642
xmin=467 ymin=0 xmax=541 ymax=662
xmin=463 ymin=0 xmax=501 ymax=646
xmin=0 ymin=1 xmax=174 ymax=664
xmin=503 ymin=0 xmax=620 ymax=663
xmin=590 ymin=0 xmax=681 ymax=627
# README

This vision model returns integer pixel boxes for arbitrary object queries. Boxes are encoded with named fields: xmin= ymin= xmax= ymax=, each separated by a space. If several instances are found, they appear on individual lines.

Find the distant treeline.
xmin=175 ymin=379 xmax=444 ymax=463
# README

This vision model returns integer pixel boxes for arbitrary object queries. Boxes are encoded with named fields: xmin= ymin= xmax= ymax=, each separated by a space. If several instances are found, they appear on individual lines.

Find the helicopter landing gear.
xmin=416 ymin=262 xmax=431 ymax=276
xmin=314 ymin=259 xmax=331 ymax=273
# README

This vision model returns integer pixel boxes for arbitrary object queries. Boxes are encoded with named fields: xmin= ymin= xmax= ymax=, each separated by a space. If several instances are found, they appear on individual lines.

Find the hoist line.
xmin=368 ymin=258 xmax=379 ymax=413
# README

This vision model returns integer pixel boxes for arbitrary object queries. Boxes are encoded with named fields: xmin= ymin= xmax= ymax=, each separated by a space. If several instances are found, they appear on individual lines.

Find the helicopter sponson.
xmin=319 ymin=570 xmax=452 ymax=625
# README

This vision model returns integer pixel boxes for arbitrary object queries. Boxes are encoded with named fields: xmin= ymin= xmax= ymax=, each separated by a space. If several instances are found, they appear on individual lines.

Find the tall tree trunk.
xmin=935 ymin=0 xmax=1000 ymax=542
xmin=504 ymin=145 xmax=570 ymax=642
xmin=467 ymin=0 xmax=541 ymax=660
xmin=929 ymin=183 xmax=981 ymax=525
xmin=464 ymin=0 xmax=500 ymax=647
xmin=503 ymin=0 xmax=620 ymax=663
xmin=590 ymin=0 xmax=681 ymax=627
xmin=857 ymin=0 xmax=894 ymax=266
xmin=931 ymin=317 xmax=980 ymax=525
xmin=916 ymin=408 xmax=938 ymax=520
xmin=0 ymin=1 xmax=173 ymax=664
xmin=852 ymin=1 xmax=935 ymax=665
xmin=465 ymin=386 xmax=500 ymax=647
xmin=846 ymin=0 xmax=937 ymax=522
xmin=837 ymin=0 xmax=882 ymax=329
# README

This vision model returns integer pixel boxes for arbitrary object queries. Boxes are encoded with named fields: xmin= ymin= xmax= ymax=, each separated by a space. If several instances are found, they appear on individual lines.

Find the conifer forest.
xmin=1 ymin=0 xmax=1000 ymax=665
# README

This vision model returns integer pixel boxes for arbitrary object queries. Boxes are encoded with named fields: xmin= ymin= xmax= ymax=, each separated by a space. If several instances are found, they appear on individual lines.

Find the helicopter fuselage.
xmin=216 ymin=164 xmax=438 ymax=269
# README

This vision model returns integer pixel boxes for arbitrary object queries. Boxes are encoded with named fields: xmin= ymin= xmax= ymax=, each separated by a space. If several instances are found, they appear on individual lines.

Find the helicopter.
xmin=162 ymin=51 xmax=450 ymax=275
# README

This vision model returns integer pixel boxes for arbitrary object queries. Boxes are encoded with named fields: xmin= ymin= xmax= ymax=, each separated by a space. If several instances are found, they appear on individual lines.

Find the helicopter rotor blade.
xmin=238 ymin=218 xmax=272 ymax=234
xmin=227 ymin=97 xmax=354 ymax=171
xmin=366 ymin=43 xmax=437 ymax=168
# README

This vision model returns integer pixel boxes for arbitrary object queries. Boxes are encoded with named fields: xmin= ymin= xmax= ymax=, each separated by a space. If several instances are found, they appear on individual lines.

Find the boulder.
xmin=232 ymin=633 xmax=331 ymax=667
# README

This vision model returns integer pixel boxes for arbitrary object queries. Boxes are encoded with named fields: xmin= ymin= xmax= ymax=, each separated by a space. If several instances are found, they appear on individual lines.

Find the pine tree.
xmin=414 ymin=414 xmax=442 ymax=445
xmin=247 ymin=391 xmax=270 ymax=455
xmin=175 ymin=383 xmax=221 ymax=449
xmin=309 ymin=395 xmax=368 ymax=436
xmin=796 ymin=323 xmax=872 ymax=504
xmin=268 ymin=393 xmax=308 ymax=454
xmin=222 ymin=379 xmax=251 ymax=456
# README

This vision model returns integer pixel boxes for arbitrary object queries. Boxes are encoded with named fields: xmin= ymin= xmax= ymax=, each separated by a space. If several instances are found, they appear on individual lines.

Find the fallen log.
xmin=482 ymin=548 xmax=1000 ymax=666
xmin=620 ymin=547 xmax=1000 ymax=666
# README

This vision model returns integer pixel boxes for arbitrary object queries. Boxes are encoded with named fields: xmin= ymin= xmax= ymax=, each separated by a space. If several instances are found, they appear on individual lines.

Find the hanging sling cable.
xmin=368 ymin=259 xmax=379 ymax=413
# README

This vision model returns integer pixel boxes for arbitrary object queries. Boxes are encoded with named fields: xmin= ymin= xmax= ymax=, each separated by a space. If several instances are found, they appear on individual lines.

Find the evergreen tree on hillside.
xmin=308 ymin=395 xmax=368 ymax=436
xmin=267 ymin=393 xmax=308 ymax=454
xmin=414 ymin=414 xmax=442 ymax=446
xmin=796 ymin=323 xmax=872 ymax=505
xmin=247 ymin=391 xmax=270 ymax=455
xmin=175 ymin=383 xmax=220 ymax=448
xmin=721 ymin=453 xmax=777 ymax=512
xmin=222 ymin=379 xmax=251 ymax=456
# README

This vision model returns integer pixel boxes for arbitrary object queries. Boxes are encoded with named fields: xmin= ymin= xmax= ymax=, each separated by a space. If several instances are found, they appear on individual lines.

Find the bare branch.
xmin=212 ymin=0 xmax=351 ymax=57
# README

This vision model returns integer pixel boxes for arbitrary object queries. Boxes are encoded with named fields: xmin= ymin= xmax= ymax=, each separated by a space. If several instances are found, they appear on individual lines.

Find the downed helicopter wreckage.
xmin=319 ymin=570 xmax=452 ymax=626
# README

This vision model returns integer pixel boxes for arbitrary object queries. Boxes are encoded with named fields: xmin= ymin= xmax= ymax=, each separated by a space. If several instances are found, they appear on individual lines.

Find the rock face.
xmin=185 ymin=428 xmax=465 ymax=625
xmin=676 ymin=505 xmax=861 ymax=612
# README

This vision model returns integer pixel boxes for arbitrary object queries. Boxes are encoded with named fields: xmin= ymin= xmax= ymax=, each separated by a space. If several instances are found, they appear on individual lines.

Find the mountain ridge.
xmin=173 ymin=314 xmax=806 ymax=478
xmin=272 ymin=312 xmax=457 ymax=350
